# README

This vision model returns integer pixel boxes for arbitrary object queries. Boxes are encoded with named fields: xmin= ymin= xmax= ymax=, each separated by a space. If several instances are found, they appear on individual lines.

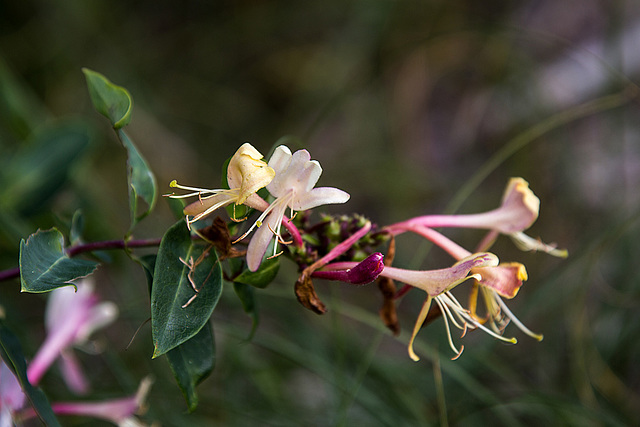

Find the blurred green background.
xmin=2 ymin=0 xmax=640 ymax=425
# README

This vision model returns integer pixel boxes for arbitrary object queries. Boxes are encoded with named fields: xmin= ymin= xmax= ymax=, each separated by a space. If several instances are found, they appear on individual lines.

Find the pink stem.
xmin=387 ymin=209 xmax=509 ymax=233
xmin=387 ymin=224 xmax=470 ymax=260
xmin=282 ymin=216 xmax=303 ymax=248
xmin=308 ymin=221 xmax=372 ymax=271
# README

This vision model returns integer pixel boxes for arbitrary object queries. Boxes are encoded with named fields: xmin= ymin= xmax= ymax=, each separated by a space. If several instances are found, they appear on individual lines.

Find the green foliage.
xmin=118 ymin=129 xmax=157 ymax=229
xmin=82 ymin=68 xmax=132 ymax=129
xmin=233 ymin=256 xmax=280 ymax=289
xmin=144 ymin=253 xmax=215 ymax=411
xmin=19 ymin=228 xmax=98 ymax=293
xmin=83 ymin=68 xmax=157 ymax=231
xmin=151 ymin=220 xmax=223 ymax=358
xmin=0 ymin=320 xmax=60 ymax=427
xmin=2 ymin=3 xmax=640 ymax=425
xmin=165 ymin=323 xmax=216 ymax=412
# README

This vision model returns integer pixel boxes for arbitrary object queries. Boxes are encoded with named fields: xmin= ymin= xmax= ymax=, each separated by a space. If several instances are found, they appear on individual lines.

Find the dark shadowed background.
xmin=1 ymin=1 xmax=639 ymax=425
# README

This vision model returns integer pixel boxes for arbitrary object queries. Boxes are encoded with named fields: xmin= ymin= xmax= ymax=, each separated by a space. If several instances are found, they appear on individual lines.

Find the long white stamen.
xmin=439 ymin=292 xmax=517 ymax=344
xmin=496 ymin=296 xmax=544 ymax=341
xmin=232 ymin=194 xmax=288 ymax=244
xmin=169 ymin=180 xmax=224 ymax=194
xmin=484 ymin=289 xmax=508 ymax=333
xmin=269 ymin=192 xmax=293 ymax=257
xmin=438 ymin=293 xmax=479 ymax=338
xmin=188 ymin=197 xmax=237 ymax=226
xmin=434 ymin=297 xmax=463 ymax=357
xmin=437 ymin=294 xmax=467 ymax=331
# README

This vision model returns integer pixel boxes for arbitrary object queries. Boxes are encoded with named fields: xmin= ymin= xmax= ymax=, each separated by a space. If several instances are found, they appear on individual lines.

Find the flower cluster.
xmin=168 ymin=144 xmax=566 ymax=361
xmin=315 ymin=178 xmax=566 ymax=360
xmin=168 ymin=143 xmax=350 ymax=271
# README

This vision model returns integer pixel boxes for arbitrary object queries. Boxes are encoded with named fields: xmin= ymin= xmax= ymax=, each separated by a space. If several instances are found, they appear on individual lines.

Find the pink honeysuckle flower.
xmin=2 ymin=361 xmax=151 ymax=427
xmin=387 ymin=178 xmax=567 ymax=257
xmin=321 ymin=252 xmax=505 ymax=360
xmin=378 ymin=252 xmax=513 ymax=360
xmin=1 ymin=360 xmax=26 ymax=427
xmin=27 ymin=280 xmax=118 ymax=392
xmin=393 ymin=224 xmax=544 ymax=347
xmin=167 ymin=143 xmax=276 ymax=228
xmin=50 ymin=376 xmax=152 ymax=427
xmin=243 ymin=145 xmax=350 ymax=271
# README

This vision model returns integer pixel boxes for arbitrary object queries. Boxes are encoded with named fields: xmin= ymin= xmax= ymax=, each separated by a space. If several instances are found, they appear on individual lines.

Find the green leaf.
xmin=165 ymin=322 xmax=215 ymax=412
xmin=82 ymin=68 xmax=132 ymax=129
xmin=144 ymin=253 xmax=215 ymax=411
xmin=233 ymin=256 xmax=279 ymax=289
xmin=81 ymin=68 xmax=156 ymax=229
xmin=140 ymin=254 xmax=157 ymax=295
xmin=166 ymin=196 xmax=186 ymax=221
xmin=118 ymin=129 xmax=157 ymax=229
xmin=151 ymin=220 xmax=223 ymax=358
xmin=233 ymin=282 xmax=259 ymax=340
xmin=19 ymin=228 xmax=98 ymax=293
xmin=0 ymin=320 xmax=61 ymax=426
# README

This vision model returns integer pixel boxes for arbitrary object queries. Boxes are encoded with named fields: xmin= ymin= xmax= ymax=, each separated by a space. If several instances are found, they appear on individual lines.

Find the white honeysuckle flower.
xmin=244 ymin=146 xmax=350 ymax=271
xmin=168 ymin=143 xmax=275 ymax=228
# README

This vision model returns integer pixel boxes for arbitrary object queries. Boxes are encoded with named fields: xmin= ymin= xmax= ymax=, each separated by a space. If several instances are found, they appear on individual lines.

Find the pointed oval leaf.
xmin=144 ymin=253 xmax=215 ymax=411
xmin=19 ymin=228 xmax=98 ymax=293
xmin=151 ymin=220 xmax=223 ymax=358
xmin=118 ymin=130 xmax=157 ymax=229
xmin=233 ymin=256 xmax=279 ymax=289
xmin=82 ymin=68 xmax=132 ymax=129
xmin=166 ymin=322 xmax=215 ymax=412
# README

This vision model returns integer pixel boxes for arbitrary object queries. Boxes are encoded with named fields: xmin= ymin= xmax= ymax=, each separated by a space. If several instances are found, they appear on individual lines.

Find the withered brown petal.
xmin=378 ymin=277 xmax=400 ymax=335
xmin=294 ymin=273 xmax=327 ymax=314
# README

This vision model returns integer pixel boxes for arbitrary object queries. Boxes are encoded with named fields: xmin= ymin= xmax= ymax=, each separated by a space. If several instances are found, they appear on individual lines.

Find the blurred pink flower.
xmin=51 ymin=377 xmax=152 ymax=426
xmin=1 ymin=360 xmax=25 ymax=427
xmin=27 ymin=280 xmax=118 ymax=393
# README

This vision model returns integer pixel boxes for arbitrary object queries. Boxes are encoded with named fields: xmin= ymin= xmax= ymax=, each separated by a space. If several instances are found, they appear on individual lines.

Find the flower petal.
xmin=267 ymin=145 xmax=293 ymax=176
xmin=293 ymin=187 xmax=350 ymax=211
xmin=510 ymin=232 xmax=569 ymax=258
xmin=183 ymin=193 xmax=236 ymax=217
xmin=473 ymin=262 xmax=527 ymax=299
xmin=380 ymin=253 xmax=499 ymax=296
xmin=408 ymin=297 xmax=432 ymax=361
xmin=0 ymin=360 xmax=25 ymax=411
xmin=267 ymin=148 xmax=313 ymax=197
xmin=77 ymin=301 xmax=118 ymax=343
xmin=59 ymin=350 xmax=90 ymax=395
xmin=246 ymin=202 xmax=288 ymax=271
xmin=227 ymin=143 xmax=275 ymax=204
